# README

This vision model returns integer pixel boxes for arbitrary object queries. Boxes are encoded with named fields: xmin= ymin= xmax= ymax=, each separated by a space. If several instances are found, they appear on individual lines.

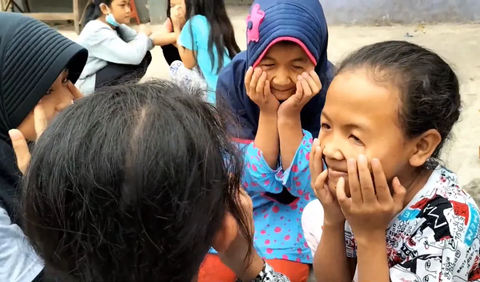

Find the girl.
xmin=307 ymin=40 xmax=480 ymax=282
xmin=77 ymin=0 xmax=171 ymax=94
xmin=214 ymin=0 xmax=334 ymax=281
xmin=0 ymin=12 xmax=87 ymax=281
xmin=21 ymin=81 xmax=290 ymax=282
xmin=168 ymin=0 xmax=240 ymax=104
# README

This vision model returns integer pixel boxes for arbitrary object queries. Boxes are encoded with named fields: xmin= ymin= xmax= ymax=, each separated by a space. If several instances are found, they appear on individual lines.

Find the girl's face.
xmin=319 ymin=69 xmax=416 ymax=196
xmin=169 ymin=0 xmax=186 ymax=18
xmin=17 ymin=70 xmax=75 ymax=141
xmin=258 ymin=42 xmax=315 ymax=101
xmin=101 ymin=0 xmax=131 ymax=25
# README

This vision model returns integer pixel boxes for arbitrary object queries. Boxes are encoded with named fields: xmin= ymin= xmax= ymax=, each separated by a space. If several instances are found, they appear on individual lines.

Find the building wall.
xmin=225 ymin=0 xmax=480 ymax=24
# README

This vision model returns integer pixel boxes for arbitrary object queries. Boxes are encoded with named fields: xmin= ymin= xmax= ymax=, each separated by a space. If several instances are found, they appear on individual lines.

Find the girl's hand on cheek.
xmin=310 ymin=139 xmax=345 ymax=226
xmin=278 ymin=70 xmax=321 ymax=117
xmin=336 ymin=155 xmax=406 ymax=243
xmin=245 ymin=67 xmax=279 ymax=115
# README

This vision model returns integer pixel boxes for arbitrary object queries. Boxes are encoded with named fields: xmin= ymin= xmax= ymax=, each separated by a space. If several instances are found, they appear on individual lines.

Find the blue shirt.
xmin=178 ymin=15 xmax=232 ymax=104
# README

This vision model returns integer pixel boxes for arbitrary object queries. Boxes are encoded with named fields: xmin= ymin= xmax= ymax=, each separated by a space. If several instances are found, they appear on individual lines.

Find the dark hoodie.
xmin=214 ymin=0 xmax=333 ymax=266
xmin=0 ymin=12 xmax=87 ymax=281
xmin=216 ymin=0 xmax=334 ymax=141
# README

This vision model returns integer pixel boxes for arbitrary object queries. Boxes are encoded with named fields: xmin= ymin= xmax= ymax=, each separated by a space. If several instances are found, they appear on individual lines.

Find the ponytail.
xmin=82 ymin=0 xmax=112 ymax=27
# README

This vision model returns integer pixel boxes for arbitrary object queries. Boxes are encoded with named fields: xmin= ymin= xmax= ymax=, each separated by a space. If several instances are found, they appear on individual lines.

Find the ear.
xmin=99 ymin=3 xmax=109 ymax=15
xmin=408 ymin=129 xmax=442 ymax=167
xmin=211 ymin=213 xmax=238 ymax=252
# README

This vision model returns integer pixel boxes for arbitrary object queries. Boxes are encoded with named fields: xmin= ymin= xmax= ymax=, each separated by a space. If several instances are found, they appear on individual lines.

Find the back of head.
xmin=0 ymin=12 xmax=87 ymax=142
xmin=83 ymin=0 xmax=112 ymax=26
xmin=337 ymin=40 xmax=461 ymax=163
xmin=22 ymin=81 xmax=244 ymax=281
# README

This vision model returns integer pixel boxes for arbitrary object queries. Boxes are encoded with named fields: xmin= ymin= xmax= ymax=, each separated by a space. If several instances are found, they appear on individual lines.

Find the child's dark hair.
xmin=83 ymin=0 xmax=113 ymax=26
xmin=337 ymin=40 xmax=461 ymax=167
xmin=167 ymin=0 xmax=241 ymax=74
xmin=22 ymin=80 xmax=251 ymax=281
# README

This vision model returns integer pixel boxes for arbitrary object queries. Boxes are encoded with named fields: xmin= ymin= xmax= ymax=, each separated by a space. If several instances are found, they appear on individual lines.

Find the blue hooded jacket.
xmin=216 ymin=0 xmax=334 ymax=141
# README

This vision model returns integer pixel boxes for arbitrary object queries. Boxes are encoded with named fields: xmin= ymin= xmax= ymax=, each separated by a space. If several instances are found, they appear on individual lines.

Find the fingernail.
xmin=358 ymin=154 xmax=366 ymax=162
xmin=8 ymin=129 xmax=22 ymax=140
xmin=302 ymin=72 xmax=309 ymax=78
xmin=348 ymin=158 xmax=355 ymax=166
xmin=297 ymin=75 xmax=303 ymax=80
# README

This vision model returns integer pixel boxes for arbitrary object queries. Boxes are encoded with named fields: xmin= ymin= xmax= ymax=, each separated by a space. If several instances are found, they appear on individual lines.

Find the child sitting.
xmin=306 ymin=40 xmax=480 ymax=282
xmin=168 ymin=0 xmax=240 ymax=104
xmin=214 ymin=0 xmax=334 ymax=281
xmin=21 ymin=81 xmax=290 ymax=282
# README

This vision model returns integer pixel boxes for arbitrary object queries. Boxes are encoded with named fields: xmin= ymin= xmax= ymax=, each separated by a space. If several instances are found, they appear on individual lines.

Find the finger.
xmin=9 ymin=129 xmax=30 ymax=175
xmin=371 ymin=158 xmax=391 ymax=204
xmin=263 ymin=79 xmax=272 ymax=96
xmin=392 ymin=177 xmax=407 ymax=211
xmin=310 ymin=70 xmax=322 ymax=93
xmin=245 ymin=66 xmax=253 ymax=90
xmin=300 ymin=75 xmax=312 ymax=97
xmin=347 ymin=158 xmax=362 ymax=204
xmin=256 ymin=71 xmax=267 ymax=97
xmin=249 ymin=68 xmax=262 ymax=96
xmin=67 ymin=81 xmax=84 ymax=100
xmin=303 ymin=72 xmax=320 ymax=96
xmin=294 ymin=78 xmax=304 ymax=101
xmin=33 ymin=104 xmax=48 ymax=141
xmin=313 ymin=170 xmax=328 ymax=199
xmin=335 ymin=177 xmax=351 ymax=210
xmin=357 ymin=154 xmax=376 ymax=204
xmin=309 ymin=138 xmax=320 ymax=177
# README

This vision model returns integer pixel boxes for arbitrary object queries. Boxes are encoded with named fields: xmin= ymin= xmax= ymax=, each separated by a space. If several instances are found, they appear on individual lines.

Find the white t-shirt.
xmin=346 ymin=166 xmax=480 ymax=282
xmin=0 ymin=206 xmax=43 ymax=281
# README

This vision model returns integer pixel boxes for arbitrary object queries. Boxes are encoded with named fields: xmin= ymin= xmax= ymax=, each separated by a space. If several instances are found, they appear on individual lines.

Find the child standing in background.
xmin=307 ymin=40 xmax=480 ymax=282
xmin=213 ymin=0 xmax=334 ymax=281
xmin=168 ymin=0 xmax=240 ymax=104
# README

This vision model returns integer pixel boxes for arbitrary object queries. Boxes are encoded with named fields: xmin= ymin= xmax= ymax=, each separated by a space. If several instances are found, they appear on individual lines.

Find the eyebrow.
xmin=322 ymin=112 xmax=369 ymax=132
xmin=262 ymin=56 xmax=308 ymax=63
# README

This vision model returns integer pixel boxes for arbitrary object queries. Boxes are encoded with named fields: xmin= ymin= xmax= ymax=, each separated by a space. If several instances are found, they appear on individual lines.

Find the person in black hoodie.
xmin=0 ymin=12 xmax=87 ymax=282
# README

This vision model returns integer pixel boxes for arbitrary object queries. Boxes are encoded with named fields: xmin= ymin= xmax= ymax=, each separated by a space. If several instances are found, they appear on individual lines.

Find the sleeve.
xmin=116 ymin=24 xmax=139 ymax=42
xmin=178 ymin=16 xmax=208 ymax=51
xmin=344 ymin=222 xmax=357 ymax=258
xmin=278 ymin=130 xmax=314 ymax=197
xmin=0 ymin=207 xmax=44 ymax=281
xmin=236 ymin=141 xmax=282 ymax=194
xmin=88 ymin=27 xmax=153 ymax=65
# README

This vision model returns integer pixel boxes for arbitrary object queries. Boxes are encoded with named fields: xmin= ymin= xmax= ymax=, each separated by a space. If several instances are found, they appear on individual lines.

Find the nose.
xmin=272 ymin=68 xmax=291 ymax=86
xmin=322 ymin=140 xmax=345 ymax=162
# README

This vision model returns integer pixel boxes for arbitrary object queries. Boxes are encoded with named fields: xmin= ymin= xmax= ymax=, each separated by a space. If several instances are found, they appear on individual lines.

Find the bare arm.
xmin=313 ymin=223 xmax=354 ymax=282
xmin=277 ymin=114 xmax=302 ymax=169
xmin=254 ymin=112 xmax=279 ymax=169
xmin=151 ymin=32 xmax=177 ymax=46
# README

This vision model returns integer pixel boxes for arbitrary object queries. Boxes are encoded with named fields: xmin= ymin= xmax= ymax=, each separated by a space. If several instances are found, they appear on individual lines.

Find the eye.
xmin=45 ymin=89 xmax=53 ymax=95
xmin=292 ymin=65 xmax=304 ymax=71
xmin=321 ymin=123 xmax=330 ymax=130
xmin=261 ymin=63 xmax=274 ymax=68
xmin=62 ymin=77 xmax=68 ymax=84
xmin=349 ymin=134 xmax=364 ymax=145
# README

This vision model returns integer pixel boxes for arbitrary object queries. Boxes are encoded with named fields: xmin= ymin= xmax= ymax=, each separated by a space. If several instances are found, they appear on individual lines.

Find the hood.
xmin=245 ymin=0 xmax=329 ymax=80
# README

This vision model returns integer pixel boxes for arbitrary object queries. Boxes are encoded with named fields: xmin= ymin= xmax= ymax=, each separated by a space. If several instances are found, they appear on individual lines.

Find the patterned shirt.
xmin=234 ymin=130 xmax=315 ymax=264
xmin=346 ymin=166 xmax=480 ymax=282
xmin=237 ymin=262 xmax=290 ymax=282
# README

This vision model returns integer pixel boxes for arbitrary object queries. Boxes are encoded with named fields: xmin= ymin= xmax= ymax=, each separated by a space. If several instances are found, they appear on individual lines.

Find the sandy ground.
xmin=57 ymin=6 xmax=480 ymax=201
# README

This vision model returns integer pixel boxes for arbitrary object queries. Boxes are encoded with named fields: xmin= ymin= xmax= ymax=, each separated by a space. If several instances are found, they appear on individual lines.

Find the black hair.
xmin=337 ymin=40 xmax=461 ymax=168
xmin=167 ymin=0 xmax=241 ymax=74
xmin=22 ymin=80 xmax=251 ymax=281
xmin=83 ymin=0 xmax=113 ymax=26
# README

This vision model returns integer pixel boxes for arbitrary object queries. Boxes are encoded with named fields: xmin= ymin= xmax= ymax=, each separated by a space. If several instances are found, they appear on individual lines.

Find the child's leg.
xmin=95 ymin=52 xmax=152 ymax=89
xmin=266 ymin=259 xmax=310 ymax=282
xmin=198 ymin=254 xmax=236 ymax=282
xmin=301 ymin=199 xmax=324 ymax=256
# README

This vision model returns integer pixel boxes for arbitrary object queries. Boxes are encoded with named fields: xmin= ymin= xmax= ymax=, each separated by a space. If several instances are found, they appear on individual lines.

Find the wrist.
xmin=322 ymin=220 xmax=345 ymax=231
xmin=259 ymin=110 xmax=277 ymax=120
xmin=355 ymin=231 xmax=386 ymax=249
xmin=236 ymin=251 xmax=264 ymax=281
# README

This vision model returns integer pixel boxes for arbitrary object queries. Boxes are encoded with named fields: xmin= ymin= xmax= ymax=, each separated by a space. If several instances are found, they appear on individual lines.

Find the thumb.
xmin=67 ymin=81 xmax=84 ymax=100
xmin=335 ymin=177 xmax=351 ymax=209
xmin=9 ymin=129 xmax=30 ymax=175
xmin=392 ymin=177 xmax=407 ymax=211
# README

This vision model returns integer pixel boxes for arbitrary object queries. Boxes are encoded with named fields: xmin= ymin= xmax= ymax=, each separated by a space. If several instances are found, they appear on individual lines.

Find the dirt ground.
xmin=57 ymin=7 xmax=480 ymax=202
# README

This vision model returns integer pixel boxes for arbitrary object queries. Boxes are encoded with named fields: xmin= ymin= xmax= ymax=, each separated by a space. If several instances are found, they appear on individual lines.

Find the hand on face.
xmin=310 ymin=138 xmax=345 ymax=226
xmin=9 ymin=81 xmax=83 ymax=175
xmin=170 ymin=5 xmax=186 ymax=30
xmin=336 ymin=155 xmax=406 ymax=241
xmin=278 ymin=70 xmax=322 ymax=117
xmin=245 ymin=67 xmax=280 ymax=115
